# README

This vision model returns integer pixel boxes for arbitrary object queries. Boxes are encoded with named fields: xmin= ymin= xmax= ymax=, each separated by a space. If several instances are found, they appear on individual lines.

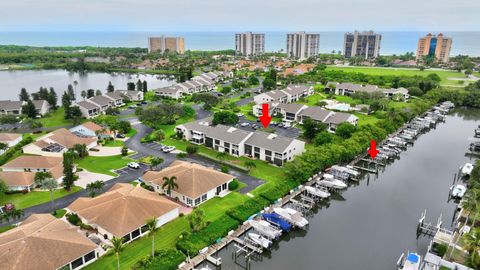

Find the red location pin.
xmin=368 ymin=140 xmax=379 ymax=159
xmin=259 ymin=103 xmax=272 ymax=128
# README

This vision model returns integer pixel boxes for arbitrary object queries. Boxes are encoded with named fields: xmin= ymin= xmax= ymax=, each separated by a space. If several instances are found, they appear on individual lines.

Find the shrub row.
xmin=176 ymin=215 xmax=240 ymax=256
xmin=226 ymin=196 xmax=269 ymax=222
xmin=258 ymin=183 xmax=295 ymax=203
xmin=0 ymin=136 xmax=33 ymax=166
xmin=132 ymin=249 xmax=186 ymax=270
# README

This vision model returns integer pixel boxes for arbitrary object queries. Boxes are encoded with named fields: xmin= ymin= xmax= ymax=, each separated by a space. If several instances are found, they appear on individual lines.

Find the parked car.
xmin=128 ymin=162 xmax=140 ymax=169
xmin=116 ymin=133 xmax=125 ymax=138
xmin=240 ymin=122 xmax=250 ymax=127
xmin=141 ymin=101 xmax=148 ymax=105
xmin=128 ymin=105 xmax=137 ymax=109
xmin=162 ymin=146 xmax=176 ymax=153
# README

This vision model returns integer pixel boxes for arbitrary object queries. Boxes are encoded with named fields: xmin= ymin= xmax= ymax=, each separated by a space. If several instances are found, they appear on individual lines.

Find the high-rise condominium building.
xmin=416 ymin=33 xmax=452 ymax=63
xmin=286 ymin=32 xmax=320 ymax=59
xmin=148 ymin=36 xmax=185 ymax=54
xmin=343 ymin=31 xmax=382 ymax=59
xmin=235 ymin=32 xmax=265 ymax=56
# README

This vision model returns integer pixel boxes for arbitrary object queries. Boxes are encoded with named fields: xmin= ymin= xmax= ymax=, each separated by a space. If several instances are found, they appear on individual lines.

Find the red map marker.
xmin=368 ymin=139 xmax=379 ymax=159
xmin=259 ymin=103 xmax=272 ymax=128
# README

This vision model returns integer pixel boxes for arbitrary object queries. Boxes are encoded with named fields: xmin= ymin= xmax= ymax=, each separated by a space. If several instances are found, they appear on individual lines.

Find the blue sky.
xmin=1 ymin=0 xmax=479 ymax=32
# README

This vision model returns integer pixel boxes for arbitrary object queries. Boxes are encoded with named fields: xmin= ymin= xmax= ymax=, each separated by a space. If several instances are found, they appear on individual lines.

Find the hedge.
xmin=196 ymin=152 xmax=249 ymax=173
xmin=176 ymin=215 xmax=240 ymax=256
xmin=226 ymin=196 xmax=269 ymax=222
xmin=259 ymin=182 xmax=296 ymax=203
xmin=0 ymin=136 xmax=33 ymax=166
xmin=132 ymin=249 xmax=186 ymax=270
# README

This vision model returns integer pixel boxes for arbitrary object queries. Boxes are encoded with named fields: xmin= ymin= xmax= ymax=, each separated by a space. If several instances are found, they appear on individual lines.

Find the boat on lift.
xmin=273 ymin=207 xmax=309 ymax=229
xmin=262 ymin=213 xmax=292 ymax=232
xmin=247 ymin=232 xmax=272 ymax=249
xmin=305 ymin=185 xmax=331 ymax=199
xmin=249 ymin=220 xmax=282 ymax=239
xmin=451 ymin=184 xmax=467 ymax=199
xmin=461 ymin=163 xmax=474 ymax=176
xmin=317 ymin=174 xmax=347 ymax=189
xmin=397 ymin=252 xmax=421 ymax=270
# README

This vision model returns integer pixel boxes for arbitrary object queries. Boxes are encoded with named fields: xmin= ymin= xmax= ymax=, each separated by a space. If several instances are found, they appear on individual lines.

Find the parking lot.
xmin=236 ymin=118 xmax=300 ymax=138
xmin=115 ymin=162 xmax=149 ymax=175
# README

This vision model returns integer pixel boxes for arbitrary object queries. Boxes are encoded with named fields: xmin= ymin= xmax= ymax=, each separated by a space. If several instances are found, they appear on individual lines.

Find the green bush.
xmin=259 ymin=184 xmax=293 ymax=203
xmin=220 ymin=165 xmax=230 ymax=173
xmin=226 ymin=197 xmax=269 ymax=222
xmin=132 ymin=249 xmax=186 ymax=270
xmin=228 ymin=180 xmax=239 ymax=191
xmin=176 ymin=153 xmax=187 ymax=158
xmin=0 ymin=136 xmax=33 ymax=166
xmin=66 ymin=213 xmax=81 ymax=226
xmin=186 ymin=145 xmax=198 ymax=154
xmin=176 ymin=216 xmax=239 ymax=256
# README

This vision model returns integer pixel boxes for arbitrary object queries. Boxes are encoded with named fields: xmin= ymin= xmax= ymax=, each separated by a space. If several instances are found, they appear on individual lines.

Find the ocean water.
xmin=0 ymin=31 xmax=479 ymax=56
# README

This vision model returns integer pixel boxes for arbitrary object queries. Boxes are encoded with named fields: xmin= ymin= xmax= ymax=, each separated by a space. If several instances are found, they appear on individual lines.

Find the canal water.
xmin=205 ymin=108 xmax=480 ymax=270
xmin=0 ymin=70 xmax=175 ymax=100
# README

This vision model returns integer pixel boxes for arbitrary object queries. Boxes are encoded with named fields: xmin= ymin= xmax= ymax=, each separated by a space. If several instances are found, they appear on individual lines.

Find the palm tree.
xmin=462 ymin=191 xmax=479 ymax=226
xmin=111 ymin=237 xmax=124 ymax=270
xmin=464 ymin=228 xmax=480 ymax=268
xmin=216 ymin=151 xmax=228 ymax=162
xmin=81 ymin=90 xmax=87 ymax=100
xmin=38 ymin=178 xmax=58 ymax=212
xmin=466 ymin=189 xmax=480 ymax=227
xmin=86 ymin=180 xmax=105 ymax=197
xmin=244 ymin=160 xmax=256 ymax=172
xmin=162 ymin=176 xmax=178 ymax=196
xmin=34 ymin=171 xmax=53 ymax=186
xmin=73 ymin=80 xmax=78 ymax=99
xmin=150 ymin=157 xmax=164 ymax=171
xmin=145 ymin=217 xmax=158 ymax=257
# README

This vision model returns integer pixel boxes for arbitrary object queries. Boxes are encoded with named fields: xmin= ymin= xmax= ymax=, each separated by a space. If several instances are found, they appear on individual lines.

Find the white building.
xmin=286 ymin=32 xmax=320 ymax=59
xmin=142 ymin=161 xmax=234 ymax=207
xmin=235 ymin=32 xmax=265 ymax=56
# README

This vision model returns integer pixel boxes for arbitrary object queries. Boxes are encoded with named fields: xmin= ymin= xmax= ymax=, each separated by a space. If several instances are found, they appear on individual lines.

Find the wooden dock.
xmin=178 ymin=223 xmax=253 ymax=270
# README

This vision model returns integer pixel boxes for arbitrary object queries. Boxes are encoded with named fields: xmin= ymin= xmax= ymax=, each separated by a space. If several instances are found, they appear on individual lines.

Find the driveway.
xmin=76 ymin=169 xmax=115 ymax=188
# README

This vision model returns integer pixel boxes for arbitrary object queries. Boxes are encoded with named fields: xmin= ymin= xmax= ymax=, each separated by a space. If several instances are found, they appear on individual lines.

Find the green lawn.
xmin=0 ymin=187 xmax=82 ymax=209
xmin=76 ymin=155 xmax=133 ymax=176
xmin=326 ymin=66 xmax=469 ymax=86
xmin=125 ymin=128 xmax=137 ymax=138
xmin=39 ymin=108 xmax=74 ymax=127
xmin=0 ymin=225 xmax=15 ymax=234
xmin=101 ymin=139 xmax=124 ymax=147
xmin=297 ymin=93 xmax=326 ymax=106
xmin=83 ymin=192 xmax=248 ymax=270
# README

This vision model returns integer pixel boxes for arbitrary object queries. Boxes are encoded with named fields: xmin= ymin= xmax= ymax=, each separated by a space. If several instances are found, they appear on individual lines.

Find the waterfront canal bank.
xmin=193 ymin=108 xmax=480 ymax=270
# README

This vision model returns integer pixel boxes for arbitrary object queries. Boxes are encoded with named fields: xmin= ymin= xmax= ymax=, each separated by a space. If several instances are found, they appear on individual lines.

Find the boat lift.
xmin=417 ymin=209 xmax=443 ymax=237
xmin=232 ymin=237 xmax=263 ymax=270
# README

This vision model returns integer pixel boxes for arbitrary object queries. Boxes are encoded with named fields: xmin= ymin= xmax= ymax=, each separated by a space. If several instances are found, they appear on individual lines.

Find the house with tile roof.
xmin=142 ymin=161 xmax=234 ymax=207
xmin=0 ymin=214 xmax=100 ymax=270
xmin=67 ymin=183 xmax=180 ymax=243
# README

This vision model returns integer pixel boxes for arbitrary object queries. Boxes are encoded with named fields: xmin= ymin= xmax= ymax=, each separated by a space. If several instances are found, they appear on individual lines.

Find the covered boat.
xmin=262 ymin=213 xmax=292 ymax=232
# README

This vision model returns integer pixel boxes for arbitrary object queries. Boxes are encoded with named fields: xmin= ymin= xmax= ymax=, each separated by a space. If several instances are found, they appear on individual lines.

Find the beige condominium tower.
xmin=235 ymin=32 xmax=265 ymax=56
xmin=286 ymin=32 xmax=320 ymax=60
xmin=416 ymin=33 xmax=452 ymax=63
xmin=148 ymin=36 xmax=185 ymax=54
xmin=343 ymin=30 xmax=382 ymax=59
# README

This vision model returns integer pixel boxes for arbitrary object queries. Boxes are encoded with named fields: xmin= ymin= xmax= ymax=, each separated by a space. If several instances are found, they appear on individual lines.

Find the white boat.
xmin=248 ymin=232 xmax=272 ymax=248
xmin=398 ymin=252 xmax=421 ymax=270
xmin=461 ymin=163 xmax=474 ymax=176
xmin=249 ymin=220 xmax=282 ymax=239
xmin=451 ymin=184 xmax=467 ymax=198
xmin=304 ymin=185 xmax=331 ymax=199
xmin=273 ymin=207 xmax=309 ymax=229
xmin=317 ymin=174 xmax=347 ymax=189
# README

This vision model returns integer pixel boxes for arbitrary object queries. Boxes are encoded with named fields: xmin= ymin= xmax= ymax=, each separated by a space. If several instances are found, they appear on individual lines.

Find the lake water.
xmin=0 ymin=31 xmax=479 ymax=56
xmin=0 ymin=70 xmax=175 ymax=100
xmin=202 ymin=108 xmax=480 ymax=270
